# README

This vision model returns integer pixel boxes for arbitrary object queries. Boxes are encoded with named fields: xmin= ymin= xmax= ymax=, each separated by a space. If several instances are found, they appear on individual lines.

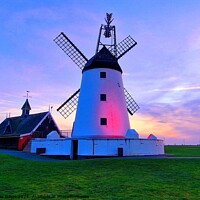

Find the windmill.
xmin=54 ymin=13 xmax=139 ymax=138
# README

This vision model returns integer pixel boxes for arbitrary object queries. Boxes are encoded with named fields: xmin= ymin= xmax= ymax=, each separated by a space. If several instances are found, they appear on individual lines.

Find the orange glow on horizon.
xmin=130 ymin=114 xmax=186 ymax=140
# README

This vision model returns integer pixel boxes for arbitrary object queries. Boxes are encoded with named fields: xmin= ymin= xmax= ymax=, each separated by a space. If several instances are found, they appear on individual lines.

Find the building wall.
xmin=31 ymin=138 xmax=71 ymax=155
xmin=73 ymin=68 xmax=130 ymax=138
xmin=0 ymin=137 xmax=19 ymax=149
xmin=31 ymin=138 xmax=164 ymax=157
xmin=18 ymin=135 xmax=32 ymax=150
xmin=32 ymin=117 xmax=60 ymax=138
xmin=78 ymin=139 xmax=164 ymax=156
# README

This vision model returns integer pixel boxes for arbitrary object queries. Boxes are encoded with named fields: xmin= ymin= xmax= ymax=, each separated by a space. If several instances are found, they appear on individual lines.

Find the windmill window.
xmin=100 ymin=72 xmax=106 ymax=78
xmin=100 ymin=118 xmax=107 ymax=125
xmin=100 ymin=94 xmax=106 ymax=101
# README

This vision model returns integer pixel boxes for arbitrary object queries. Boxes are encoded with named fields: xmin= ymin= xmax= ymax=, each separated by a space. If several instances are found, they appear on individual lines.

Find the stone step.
xmin=23 ymin=141 xmax=31 ymax=152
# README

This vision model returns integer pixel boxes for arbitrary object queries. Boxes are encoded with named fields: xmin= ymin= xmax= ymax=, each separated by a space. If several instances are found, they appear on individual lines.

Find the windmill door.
xmin=72 ymin=140 xmax=78 ymax=160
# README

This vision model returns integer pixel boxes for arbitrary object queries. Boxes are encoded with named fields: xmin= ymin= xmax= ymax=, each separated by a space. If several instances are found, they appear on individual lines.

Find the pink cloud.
xmin=152 ymin=85 xmax=200 ymax=92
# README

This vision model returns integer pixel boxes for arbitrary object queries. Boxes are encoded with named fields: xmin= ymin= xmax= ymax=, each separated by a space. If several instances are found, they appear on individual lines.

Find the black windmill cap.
xmin=82 ymin=46 xmax=123 ymax=73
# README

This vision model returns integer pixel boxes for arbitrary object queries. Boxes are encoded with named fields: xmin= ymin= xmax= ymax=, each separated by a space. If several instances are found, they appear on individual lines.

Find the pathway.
xmin=0 ymin=149 xmax=66 ymax=162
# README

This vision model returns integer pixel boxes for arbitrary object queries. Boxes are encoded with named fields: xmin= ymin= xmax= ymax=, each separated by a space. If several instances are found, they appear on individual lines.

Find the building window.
xmin=100 ymin=94 xmax=106 ymax=101
xmin=100 ymin=72 xmax=106 ymax=78
xmin=100 ymin=118 xmax=107 ymax=125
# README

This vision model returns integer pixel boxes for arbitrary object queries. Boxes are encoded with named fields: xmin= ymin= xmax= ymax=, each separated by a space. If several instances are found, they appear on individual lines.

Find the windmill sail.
xmin=108 ymin=35 xmax=137 ymax=59
xmin=57 ymin=89 xmax=80 ymax=118
xmin=54 ymin=32 xmax=88 ymax=70
xmin=124 ymin=87 xmax=140 ymax=115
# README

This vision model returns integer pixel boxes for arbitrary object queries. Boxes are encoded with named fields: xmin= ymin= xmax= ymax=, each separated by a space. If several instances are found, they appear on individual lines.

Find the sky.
xmin=0 ymin=0 xmax=200 ymax=145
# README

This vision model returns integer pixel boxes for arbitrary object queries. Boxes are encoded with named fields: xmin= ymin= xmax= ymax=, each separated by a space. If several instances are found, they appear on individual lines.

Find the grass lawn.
xmin=165 ymin=145 xmax=200 ymax=157
xmin=0 ymin=154 xmax=200 ymax=199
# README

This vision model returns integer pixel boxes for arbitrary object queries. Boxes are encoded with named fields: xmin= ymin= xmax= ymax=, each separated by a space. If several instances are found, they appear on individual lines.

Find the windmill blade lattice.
xmin=54 ymin=32 xmax=88 ymax=70
xmin=57 ymin=89 xmax=80 ymax=119
xmin=124 ymin=87 xmax=140 ymax=115
xmin=109 ymin=35 xmax=137 ymax=59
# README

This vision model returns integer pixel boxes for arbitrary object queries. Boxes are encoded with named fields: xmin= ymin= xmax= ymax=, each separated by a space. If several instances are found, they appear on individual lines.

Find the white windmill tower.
xmin=54 ymin=13 xmax=139 ymax=139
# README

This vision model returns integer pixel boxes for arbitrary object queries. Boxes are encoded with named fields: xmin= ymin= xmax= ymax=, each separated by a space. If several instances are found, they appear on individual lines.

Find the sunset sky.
xmin=0 ymin=0 xmax=200 ymax=144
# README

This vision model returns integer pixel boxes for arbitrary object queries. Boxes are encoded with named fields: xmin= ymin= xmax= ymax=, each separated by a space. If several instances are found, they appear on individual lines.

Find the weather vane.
xmin=104 ymin=13 xmax=114 ymax=38
xmin=23 ymin=91 xmax=32 ymax=99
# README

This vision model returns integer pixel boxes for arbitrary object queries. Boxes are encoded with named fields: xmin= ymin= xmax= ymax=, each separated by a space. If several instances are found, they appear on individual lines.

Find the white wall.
xmin=78 ymin=139 xmax=164 ymax=156
xmin=31 ymin=138 xmax=164 ymax=157
xmin=31 ymin=138 xmax=71 ymax=155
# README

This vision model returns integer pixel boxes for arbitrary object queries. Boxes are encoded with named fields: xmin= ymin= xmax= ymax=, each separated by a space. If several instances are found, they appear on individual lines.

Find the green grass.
xmin=165 ymin=145 xmax=200 ymax=157
xmin=0 ymin=154 xmax=200 ymax=199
